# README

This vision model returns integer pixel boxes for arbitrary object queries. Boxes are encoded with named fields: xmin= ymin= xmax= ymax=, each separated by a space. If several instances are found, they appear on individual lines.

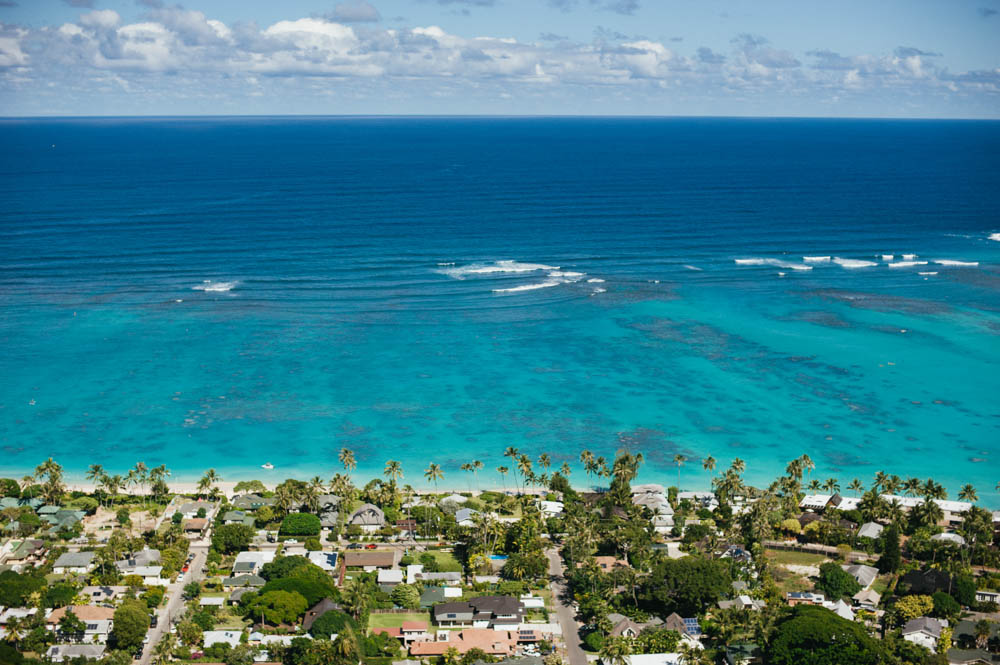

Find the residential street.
xmin=547 ymin=548 xmax=588 ymax=665
xmin=139 ymin=544 xmax=208 ymax=665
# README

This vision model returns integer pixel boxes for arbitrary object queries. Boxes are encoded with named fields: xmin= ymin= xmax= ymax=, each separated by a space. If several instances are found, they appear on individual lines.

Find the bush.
xmin=932 ymin=592 xmax=961 ymax=620
xmin=212 ymin=523 xmax=255 ymax=554
xmin=815 ymin=562 xmax=861 ymax=600
xmin=259 ymin=577 xmax=332 ymax=607
xmin=280 ymin=513 xmax=321 ymax=537
xmin=308 ymin=610 xmax=357 ymax=639
xmin=305 ymin=537 xmax=322 ymax=551
xmin=583 ymin=631 xmax=604 ymax=651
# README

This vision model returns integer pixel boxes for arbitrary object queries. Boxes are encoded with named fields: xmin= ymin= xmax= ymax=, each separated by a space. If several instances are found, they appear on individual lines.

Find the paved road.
xmin=139 ymin=544 xmax=208 ymax=665
xmin=546 ymin=549 xmax=588 ymax=665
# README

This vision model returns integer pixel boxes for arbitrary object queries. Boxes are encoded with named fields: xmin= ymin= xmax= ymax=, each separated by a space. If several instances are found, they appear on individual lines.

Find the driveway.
xmin=546 ymin=548 xmax=588 ymax=665
xmin=139 ymin=543 xmax=208 ymax=665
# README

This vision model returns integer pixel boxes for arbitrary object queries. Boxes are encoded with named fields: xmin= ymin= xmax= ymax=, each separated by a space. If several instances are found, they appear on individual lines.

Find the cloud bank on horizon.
xmin=0 ymin=0 xmax=998 ymax=117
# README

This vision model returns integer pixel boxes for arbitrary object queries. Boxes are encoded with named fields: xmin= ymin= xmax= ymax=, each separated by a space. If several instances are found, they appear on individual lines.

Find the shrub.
xmin=815 ymin=562 xmax=861 ymax=600
xmin=305 ymin=537 xmax=322 ymax=551
xmin=211 ymin=523 xmax=255 ymax=554
xmin=308 ymin=610 xmax=357 ymax=639
xmin=583 ymin=631 xmax=604 ymax=652
xmin=280 ymin=513 xmax=321 ymax=537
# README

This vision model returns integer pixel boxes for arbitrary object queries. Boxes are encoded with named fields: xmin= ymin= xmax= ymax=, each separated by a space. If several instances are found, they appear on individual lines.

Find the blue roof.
xmin=683 ymin=618 xmax=702 ymax=636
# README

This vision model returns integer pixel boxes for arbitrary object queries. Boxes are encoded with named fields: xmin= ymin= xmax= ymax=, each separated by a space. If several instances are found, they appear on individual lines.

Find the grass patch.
xmin=771 ymin=566 xmax=813 ymax=595
xmin=422 ymin=551 xmax=463 ymax=573
xmin=765 ymin=549 xmax=829 ymax=567
xmin=368 ymin=612 xmax=431 ymax=631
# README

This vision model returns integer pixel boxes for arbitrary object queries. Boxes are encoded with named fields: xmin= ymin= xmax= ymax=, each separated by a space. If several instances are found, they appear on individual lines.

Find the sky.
xmin=0 ymin=0 xmax=998 ymax=117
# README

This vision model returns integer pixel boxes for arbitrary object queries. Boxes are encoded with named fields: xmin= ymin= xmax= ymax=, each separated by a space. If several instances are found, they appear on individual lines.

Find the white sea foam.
xmin=990 ymin=233 xmax=1000 ymax=242
xmin=587 ymin=278 xmax=606 ymax=283
xmin=887 ymin=261 xmax=928 ymax=268
xmin=902 ymin=253 xmax=917 ymax=260
xmin=833 ymin=257 xmax=877 ymax=269
xmin=918 ymin=272 xmax=938 ymax=276
xmin=734 ymin=258 xmax=812 ymax=270
xmin=683 ymin=265 xmax=703 ymax=271
xmin=591 ymin=287 xmax=607 ymax=295
xmin=441 ymin=260 xmax=559 ymax=279
xmin=437 ymin=262 xmax=456 ymax=266
xmin=933 ymin=259 xmax=979 ymax=267
xmin=803 ymin=256 xmax=831 ymax=263
xmin=881 ymin=255 xmax=894 ymax=260
xmin=492 ymin=280 xmax=562 ymax=293
xmin=192 ymin=280 xmax=237 ymax=292
xmin=548 ymin=271 xmax=585 ymax=279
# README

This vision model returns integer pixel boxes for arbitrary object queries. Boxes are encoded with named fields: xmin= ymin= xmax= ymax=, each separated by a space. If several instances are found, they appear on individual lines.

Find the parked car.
xmin=364 ymin=544 xmax=378 ymax=550
xmin=346 ymin=543 xmax=363 ymax=550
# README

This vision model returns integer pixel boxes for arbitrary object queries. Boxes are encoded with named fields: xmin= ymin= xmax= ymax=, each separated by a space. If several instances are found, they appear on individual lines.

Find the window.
xmin=447 ymin=614 xmax=456 ymax=619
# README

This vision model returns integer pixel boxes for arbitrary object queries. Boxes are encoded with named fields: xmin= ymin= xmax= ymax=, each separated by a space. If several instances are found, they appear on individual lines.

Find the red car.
xmin=364 ymin=544 xmax=377 ymax=550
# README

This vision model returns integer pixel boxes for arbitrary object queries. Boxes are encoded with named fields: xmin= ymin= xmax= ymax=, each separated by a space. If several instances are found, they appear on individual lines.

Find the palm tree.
xmin=198 ymin=469 xmax=219 ymax=498
xmin=106 ymin=474 xmax=124 ymax=506
xmin=384 ymin=460 xmax=403 ymax=488
xmin=460 ymin=463 xmax=474 ymax=490
xmin=847 ymin=478 xmax=864 ymax=497
xmin=472 ymin=460 xmax=483 ymax=490
xmin=538 ymin=454 xmax=551 ymax=474
xmin=4 ymin=616 xmax=25 ymax=645
xmin=504 ymin=446 xmax=520 ymax=487
xmin=425 ymin=463 xmax=443 ymax=490
xmin=799 ymin=454 xmax=815 ymax=480
xmin=517 ymin=455 xmax=533 ymax=492
xmin=580 ymin=450 xmax=594 ymax=480
xmin=497 ymin=466 xmax=509 ymax=492
xmin=133 ymin=461 xmax=148 ymax=504
xmin=599 ymin=636 xmax=634 ymax=665
xmin=903 ymin=477 xmax=922 ymax=497
xmin=731 ymin=458 xmax=746 ymax=475
xmin=807 ymin=479 xmax=821 ymax=492
xmin=884 ymin=475 xmax=902 ymax=496
xmin=822 ymin=477 xmax=840 ymax=494
xmin=702 ymin=455 xmax=716 ymax=488
xmin=673 ymin=453 xmax=687 ymax=489
xmin=338 ymin=448 xmax=356 ymax=477
xmin=560 ymin=462 xmax=571 ymax=477
xmin=974 ymin=619 xmax=991 ymax=649
xmin=86 ymin=464 xmax=105 ymax=506
xmin=958 ymin=484 xmax=978 ymax=503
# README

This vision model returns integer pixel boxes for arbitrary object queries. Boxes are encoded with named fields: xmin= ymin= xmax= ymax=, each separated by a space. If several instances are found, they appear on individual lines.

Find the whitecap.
xmin=989 ymin=233 xmax=1000 ymax=242
xmin=192 ymin=280 xmax=237 ymax=292
xmin=441 ymin=260 xmax=559 ymax=279
xmin=492 ymin=280 xmax=562 ymax=293
xmin=902 ymin=253 xmax=917 ymax=260
xmin=881 ymin=255 xmax=894 ymax=261
xmin=587 ymin=278 xmax=606 ymax=283
xmin=777 ymin=272 xmax=786 ymax=277
xmin=591 ymin=287 xmax=607 ymax=295
xmin=735 ymin=258 xmax=812 ymax=271
xmin=437 ymin=262 xmax=456 ymax=266
xmin=833 ymin=257 xmax=877 ymax=269
xmin=887 ymin=261 xmax=928 ymax=268
xmin=933 ymin=259 xmax=979 ymax=267
xmin=683 ymin=265 xmax=703 ymax=271
xmin=803 ymin=256 xmax=831 ymax=263
xmin=918 ymin=271 xmax=938 ymax=276
xmin=548 ymin=270 xmax=585 ymax=280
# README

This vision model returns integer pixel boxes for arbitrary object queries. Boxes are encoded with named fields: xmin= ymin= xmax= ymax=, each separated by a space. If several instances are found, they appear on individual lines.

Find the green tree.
xmin=931 ymin=592 xmax=961 ymax=621
xmin=211 ymin=523 xmax=255 ymax=554
xmin=177 ymin=620 xmax=203 ymax=648
xmin=639 ymin=556 xmax=732 ymax=616
xmin=308 ymin=610 xmax=358 ymax=640
xmin=390 ymin=583 xmax=420 ymax=609
xmin=244 ymin=590 xmax=308 ymax=626
xmin=878 ymin=523 xmax=901 ymax=573
xmin=58 ymin=609 xmax=87 ymax=641
xmin=279 ymin=513 xmax=321 ymax=536
xmin=814 ymin=562 xmax=861 ymax=600
xmin=767 ymin=605 xmax=885 ymax=665
xmin=111 ymin=600 xmax=151 ymax=653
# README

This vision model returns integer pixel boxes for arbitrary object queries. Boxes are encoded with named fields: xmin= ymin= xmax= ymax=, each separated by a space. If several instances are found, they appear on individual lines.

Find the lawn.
xmin=368 ymin=612 xmax=431 ymax=631
xmin=422 ymin=550 xmax=463 ymax=573
xmin=771 ymin=566 xmax=814 ymax=595
xmin=765 ymin=549 xmax=830 ymax=566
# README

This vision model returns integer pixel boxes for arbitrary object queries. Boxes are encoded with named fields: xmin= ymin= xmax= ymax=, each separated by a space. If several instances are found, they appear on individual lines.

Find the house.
xmin=719 ymin=545 xmax=752 ymax=563
xmin=223 ymin=574 xmax=265 ymax=589
xmin=410 ymin=629 xmax=517 ymax=657
xmin=46 ymin=606 xmax=115 ymax=643
xmin=374 ymin=621 xmax=432 ymax=645
xmin=52 ymin=551 xmax=96 ymax=575
xmin=718 ymin=596 xmax=765 ymax=611
xmin=184 ymin=518 xmax=208 ymax=535
xmin=900 ymin=568 xmax=951 ymax=595
xmin=123 ymin=566 xmax=166 ymax=586
xmin=974 ymin=589 xmax=1000 ymax=604
xmin=537 ymin=500 xmax=563 ymax=518
xmin=0 ymin=607 xmax=38 ymax=625
xmin=408 ymin=564 xmax=462 ymax=586
xmin=433 ymin=596 xmax=525 ymax=629
xmin=232 ymin=550 xmax=276 ymax=575
xmin=378 ymin=569 xmax=405 ymax=588
xmin=455 ymin=508 xmax=478 ymax=527
xmin=302 ymin=598 xmax=342 ymax=632
xmin=200 ymin=597 xmax=225 ymax=607
xmin=175 ymin=500 xmax=217 ymax=519
xmin=945 ymin=649 xmax=992 ymax=665
xmin=343 ymin=550 xmax=398 ymax=570
xmin=902 ymin=617 xmax=947 ymax=652
xmin=396 ymin=519 xmax=418 ymax=537
xmin=799 ymin=494 xmax=832 ymax=511
xmin=608 ymin=613 xmax=663 ymax=638
xmin=615 ymin=655 xmax=684 ymax=665
xmin=441 ymin=494 xmax=468 ymax=506
xmin=116 ymin=548 xmax=161 ymax=573
xmin=231 ymin=494 xmax=275 ymax=511
xmin=307 ymin=551 xmax=338 ymax=572
xmin=857 ymin=522 xmax=884 ymax=540
xmin=81 ymin=586 xmax=128 ymax=605
xmin=593 ymin=556 xmax=629 ymax=572
xmin=348 ymin=503 xmax=385 ymax=532
xmin=3 ymin=538 xmax=46 ymax=564
xmin=786 ymin=592 xmax=825 ymax=607
xmin=310 ymin=495 xmax=341 ymax=529
xmin=841 ymin=564 xmax=878 ymax=589
xmin=203 ymin=630 xmax=244 ymax=649
xmin=46 ymin=644 xmax=107 ymax=662
xmin=725 ymin=643 xmax=762 ymax=665
xmin=852 ymin=589 xmax=881 ymax=611
xmin=822 ymin=599 xmax=854 ymax=621
xmin=931 ymin=532 xmax=967 ymax=547
xmin=677 ymin=491 xmax=719 ymax=510
xmin=221 ymin=510 xmax=255 ymax=527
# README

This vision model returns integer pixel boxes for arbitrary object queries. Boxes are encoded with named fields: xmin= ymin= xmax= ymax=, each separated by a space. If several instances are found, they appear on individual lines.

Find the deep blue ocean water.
xmin=1 ymin=117 xmax=999 ymax=502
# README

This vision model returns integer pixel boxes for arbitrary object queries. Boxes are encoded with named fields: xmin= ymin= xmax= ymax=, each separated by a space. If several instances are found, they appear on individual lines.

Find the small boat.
xmin=261 ymin=462 xmax=274 ymax=470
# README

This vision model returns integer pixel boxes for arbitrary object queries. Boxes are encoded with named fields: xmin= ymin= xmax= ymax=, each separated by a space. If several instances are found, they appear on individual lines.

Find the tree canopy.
xmin=766 ymin=605 xmax=885 ymax=665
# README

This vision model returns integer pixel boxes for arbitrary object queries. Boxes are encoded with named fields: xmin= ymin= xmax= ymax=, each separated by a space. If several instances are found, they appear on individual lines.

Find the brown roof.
xmin=343 ymin=550 xmax=398 ymax=568
xmin=46 ymin=606 xmax=115 ymax=624
xmin=184 ymin=518 xmax=208 ymax=530
xmin=409 ymin=629 xmax=515 ymax=656
xmin=402 ymin=621 xmax=428 ymax=631
xmin=594 ymin=556 xmax=629 ymax=570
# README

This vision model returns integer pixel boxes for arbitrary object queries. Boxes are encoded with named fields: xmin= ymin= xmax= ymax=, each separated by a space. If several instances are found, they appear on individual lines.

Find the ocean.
xmin=1 ymin=117 xmax=998 ymax=503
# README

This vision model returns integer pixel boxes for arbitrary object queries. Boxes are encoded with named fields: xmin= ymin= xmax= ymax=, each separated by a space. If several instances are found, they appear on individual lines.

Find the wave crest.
xmin=192 ymin=280 xmax=238 ymax=292
xmin=440 ymin=260 xmax=560 ymax=279
xmin=833 ymin=258 xmax=877 ymax=269
xmin=734 ymin=258 xmax=812 ymax=270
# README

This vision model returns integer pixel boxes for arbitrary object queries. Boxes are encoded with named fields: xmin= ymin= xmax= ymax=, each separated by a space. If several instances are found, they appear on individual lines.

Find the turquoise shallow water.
xmin=1 ymin=117 xmax=998 ymax=503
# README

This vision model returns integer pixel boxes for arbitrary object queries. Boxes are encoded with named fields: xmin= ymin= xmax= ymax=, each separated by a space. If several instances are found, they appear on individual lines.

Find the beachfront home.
xmin=433 ymin=596 xmax=525 ymax=629
xmin=176 ymin=500 xmax=218 ymax=519
xmin=455 ymin=508 xmax=479 ymax=527
xmin=857 ymin=522 xmax=884 ymax=540
xmin=46 ymin=644 xmax=107 ymax=662
xmin=221 ymin=510 xmax=255 ymax=527
xmin=231 ymin=494 xmax=276 ymax=511
xmin=441 ymin=494 xmax=468 ymax=506
xmin=52 ymin=551 xmax=96 ymax=575
xmin=348 ymin=503 xmax=385 ymax=532
xmin=902 ymin=617 xmax=947 ymax=653
xmin=678 ymin=491 xmax=719 ymax=510
xmin=537 ymin=500 xmax=563 ymax=518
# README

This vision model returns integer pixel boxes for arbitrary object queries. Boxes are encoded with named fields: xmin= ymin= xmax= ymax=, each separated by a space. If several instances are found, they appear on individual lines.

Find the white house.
xmin=46 ymin=645 xmax=106 ymax=662
xmin=902 ymin=617 xmax=946 ymax=653
xmin=52 ymin=551 xmax=96 ymax=575
xmin=203 ymin=630 xmax=243 ymax=649
xmin=857 ymin=522 xmax=884 ymax=540
xmin=232 ymin=551 xmax=276 ymax=575
xmin=538 ymin=500 xmax=564 ymax=518
xmin=307 ymin=551 xmax=338 ymax=572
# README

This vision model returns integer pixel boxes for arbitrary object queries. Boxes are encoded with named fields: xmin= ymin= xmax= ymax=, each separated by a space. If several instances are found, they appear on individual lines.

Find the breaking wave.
xmin=440 ymin=260 xmax=560 ymax=279
xmin=192 ymin=280 xmax=238 ymax=292
xmin=887 ymin=261 xmax=928 ymax=268
xmin=934 ymin=259 xmax=979 ymax=267
xmin=833 ymin=258 xmax=877 ymax=269
xmin=734 ymin=258 xmax=812 ymax=270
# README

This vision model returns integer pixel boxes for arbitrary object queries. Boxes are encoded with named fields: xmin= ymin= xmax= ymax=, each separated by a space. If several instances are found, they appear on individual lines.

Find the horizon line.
xmin=2 ymin=113 xmax=999 ymax=122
